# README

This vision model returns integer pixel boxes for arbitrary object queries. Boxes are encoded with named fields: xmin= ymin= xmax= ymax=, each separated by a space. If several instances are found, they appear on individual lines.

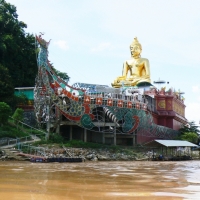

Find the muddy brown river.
xmin=0 ymin=161 xmax=200 ymax=200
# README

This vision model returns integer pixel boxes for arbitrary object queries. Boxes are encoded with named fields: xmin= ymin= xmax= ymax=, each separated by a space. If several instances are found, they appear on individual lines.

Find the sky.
xmin=7 ymin=0 xmax=200 ymax=127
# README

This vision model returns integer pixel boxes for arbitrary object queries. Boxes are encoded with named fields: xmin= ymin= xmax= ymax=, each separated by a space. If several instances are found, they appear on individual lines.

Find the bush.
xmin=49 ymin=134 xmax=65 ymax=143
xmin=0 ymin=102 xmax=12 ymax=126
xmin=12 ymin=108 xmax=24 ymax=124
xmin=0 ymin=124 xmax=29 ymax=138
xmin=180 ymin=132 xmax=198 ymax=143
xmin=9 ymin=94 xmax=28 ymax=111
xmin=32 ymin=133 xmax=65 ymax=145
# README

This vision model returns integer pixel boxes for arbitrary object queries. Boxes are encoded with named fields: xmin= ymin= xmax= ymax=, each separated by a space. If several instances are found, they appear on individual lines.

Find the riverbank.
xmin=0 ymin=143 xmax=149 ymax=162
xmin=1 ymin=139 xmax=199 ymax=162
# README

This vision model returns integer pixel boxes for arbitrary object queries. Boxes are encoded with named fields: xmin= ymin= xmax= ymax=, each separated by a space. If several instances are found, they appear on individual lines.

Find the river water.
xmin=0 ymin=161 xmax=200 ymax=200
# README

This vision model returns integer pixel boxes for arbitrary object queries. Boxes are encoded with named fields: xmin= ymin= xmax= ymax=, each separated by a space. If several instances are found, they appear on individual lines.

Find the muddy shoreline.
xmin=1 ymin=144 xmax=199 ymax=162
xmin=0 ymin=145 xmax=149 ymax=162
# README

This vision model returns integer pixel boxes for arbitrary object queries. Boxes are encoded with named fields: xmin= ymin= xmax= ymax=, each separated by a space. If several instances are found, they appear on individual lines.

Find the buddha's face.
xmin=130 ymin=45 xmax=141 ymax=58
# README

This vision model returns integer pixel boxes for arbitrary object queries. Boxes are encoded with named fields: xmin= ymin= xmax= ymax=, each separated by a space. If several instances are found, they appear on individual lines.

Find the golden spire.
xmin=130 ymin=37 xmax=142 ymax=50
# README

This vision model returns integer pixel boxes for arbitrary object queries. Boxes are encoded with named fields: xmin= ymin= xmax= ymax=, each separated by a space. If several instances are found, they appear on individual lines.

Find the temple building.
xmin=145 ymin=87 xmax=186 ymax=130
xmin=14 ymin=36 xmax=188 ymax=146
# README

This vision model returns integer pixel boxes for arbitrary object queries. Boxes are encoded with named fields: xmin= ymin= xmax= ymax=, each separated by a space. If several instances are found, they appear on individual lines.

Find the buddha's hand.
xmin=128 ymin=75 xmax=139 ymax=80
xmin=141 ymin=75 xmax=150 ymax=79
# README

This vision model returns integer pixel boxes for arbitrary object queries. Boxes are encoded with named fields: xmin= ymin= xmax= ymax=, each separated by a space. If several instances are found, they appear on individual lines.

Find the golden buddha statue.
xmin=112 ymin=37 xmax=151 ymax=88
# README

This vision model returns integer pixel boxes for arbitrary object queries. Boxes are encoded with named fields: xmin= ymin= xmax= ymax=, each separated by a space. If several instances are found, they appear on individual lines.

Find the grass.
xmin=0 ymin=123 xmax=29 ymax=138
xmin=0 ymin=120 xmax=46 ymax=140
xmin=8 ymin=118 xmax=46 ymax=137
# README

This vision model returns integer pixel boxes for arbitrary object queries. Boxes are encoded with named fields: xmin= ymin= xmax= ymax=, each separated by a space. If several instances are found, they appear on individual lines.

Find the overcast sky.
xmin=7 ymin=0 xmax=200 ymax=126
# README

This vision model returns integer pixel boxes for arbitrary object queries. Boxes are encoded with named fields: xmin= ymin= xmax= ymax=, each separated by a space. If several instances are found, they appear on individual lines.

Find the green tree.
xmin=0 ymin=0 xmax=37 ymax=87
xmin=0 ymin=64 xmax=14 ymax=102
xmin=0 ymin=102 xmax=12 ymax=126
xmin=179 ymin=121 xmax=200 ymax=135
xmin=12 ymin=108 xmax=24 ymax=128
xmin=52 ymin=66 xmax=70 ymax=83
xmin=180 ymin=132 xmax=198 ymax=144
xmin=179 ymin=121 xmax=200 ymax=144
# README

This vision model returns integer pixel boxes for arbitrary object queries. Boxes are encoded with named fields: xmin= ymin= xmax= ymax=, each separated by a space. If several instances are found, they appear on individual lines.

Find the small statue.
xmin=161 ymin=87 xmax=166 ymax=91
xmin=112 ymin=37 xmax=151 ymax=88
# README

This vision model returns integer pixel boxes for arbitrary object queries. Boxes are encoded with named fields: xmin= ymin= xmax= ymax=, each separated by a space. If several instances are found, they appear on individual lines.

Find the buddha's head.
xmin=130 ymin=37 xmax=142 ymax=58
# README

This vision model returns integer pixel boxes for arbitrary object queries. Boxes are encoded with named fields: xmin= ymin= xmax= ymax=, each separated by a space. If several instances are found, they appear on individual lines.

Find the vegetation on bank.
xmin=178 ymin=121 xmax=200 ymax=144
xmin=0 ymin=102 xmax=45 ymax=139
xmin=0 ymin=102 xmax=12 ymax=126
xmin=0 ymin=124 xmax=29 ymax=138
xmin=33 ymin=137 xmax=124 ymax=151
xmin=25 ymin=138 xmax=145 ymax=159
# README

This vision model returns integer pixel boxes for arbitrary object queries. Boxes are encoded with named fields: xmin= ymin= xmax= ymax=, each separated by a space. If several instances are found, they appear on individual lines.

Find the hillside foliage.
xmin=0 ymin=102 xmax=12 ymax=126
xmin=0 ymin=0 xmax=37 ymax=95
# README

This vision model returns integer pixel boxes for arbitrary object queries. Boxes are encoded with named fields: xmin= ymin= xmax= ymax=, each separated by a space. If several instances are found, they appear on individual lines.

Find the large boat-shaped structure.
xmin=34 ymin=35 xmax=187 ymax=145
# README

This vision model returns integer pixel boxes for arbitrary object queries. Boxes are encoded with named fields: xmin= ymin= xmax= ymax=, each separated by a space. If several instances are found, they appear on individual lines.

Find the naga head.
xmin=36 ymin=34 xmax=51 ymax=49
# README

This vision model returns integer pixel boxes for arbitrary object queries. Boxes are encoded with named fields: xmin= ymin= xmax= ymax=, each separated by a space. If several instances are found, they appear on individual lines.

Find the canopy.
xmin=144 ymin=140 xmax=198 ymax=148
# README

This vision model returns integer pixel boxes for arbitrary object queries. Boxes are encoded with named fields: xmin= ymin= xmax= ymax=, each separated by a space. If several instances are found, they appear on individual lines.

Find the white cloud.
xmin=192 ymin=85 xmax=200 ymax=93
xmin=54 ymin=40 xmax=69 ymax=50
xmin=186 ymin=102 xmax=200 ymax=125
xmin=91 ymin=42 xmax=112 ymax=52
